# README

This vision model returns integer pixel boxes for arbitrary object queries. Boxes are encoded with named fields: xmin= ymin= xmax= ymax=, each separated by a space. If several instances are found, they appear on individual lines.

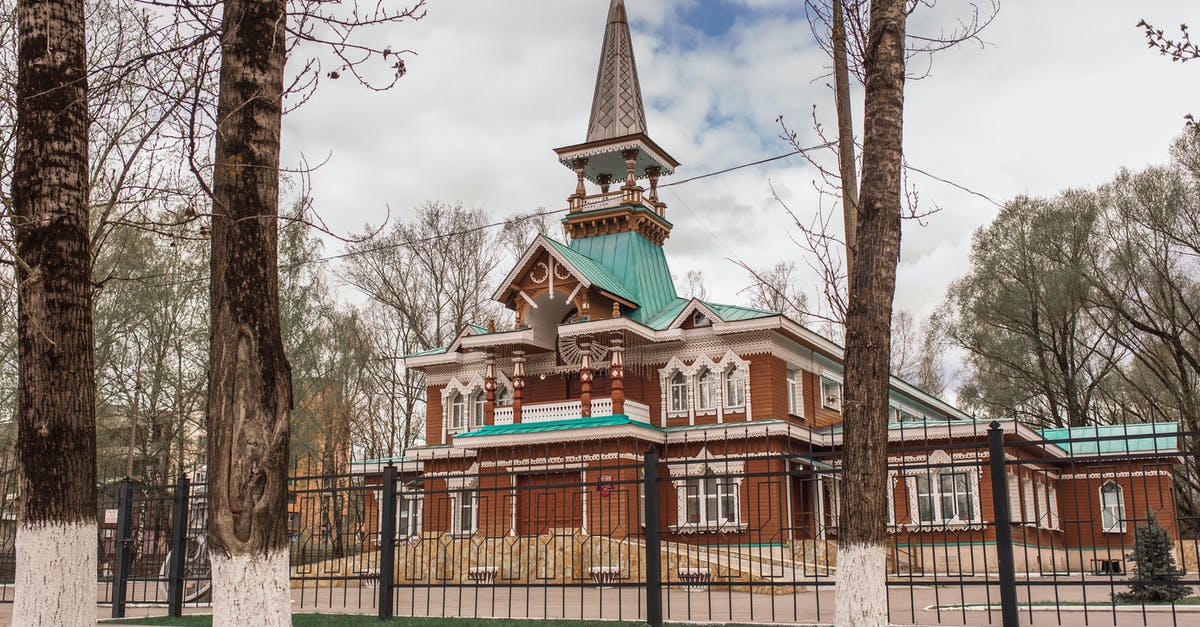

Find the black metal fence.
xmin=0 ymin=421 xmax=1196 ymax=626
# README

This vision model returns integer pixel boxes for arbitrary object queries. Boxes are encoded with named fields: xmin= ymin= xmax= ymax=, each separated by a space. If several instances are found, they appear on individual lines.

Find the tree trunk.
xmin=834 ymin=1 xmax=907 ymax=626
xmin=11 ymin=1 xmax=97 ymax=624
xmin=206 ymin=0 xmax=292 ymax=624
xmin=832 ymin=0 xmax=859 ymax=282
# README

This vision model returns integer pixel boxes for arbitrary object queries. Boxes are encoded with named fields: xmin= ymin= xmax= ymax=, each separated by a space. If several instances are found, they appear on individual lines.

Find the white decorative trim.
xmin=900 ymin=450 xmax=984 ymax=528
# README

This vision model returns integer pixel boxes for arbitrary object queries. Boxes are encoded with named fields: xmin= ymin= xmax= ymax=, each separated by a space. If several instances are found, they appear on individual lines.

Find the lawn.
xmin=102 ymin=616 xmax=769 ymax=627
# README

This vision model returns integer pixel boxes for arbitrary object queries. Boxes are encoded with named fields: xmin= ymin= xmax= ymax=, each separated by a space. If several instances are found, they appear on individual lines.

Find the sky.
xmin=279 ymin=0 xmax=1196 ymax=344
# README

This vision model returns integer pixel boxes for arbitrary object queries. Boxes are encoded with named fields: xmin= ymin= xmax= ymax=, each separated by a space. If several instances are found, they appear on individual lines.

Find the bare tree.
xmin=834 ymin=1 xmax=908 ymax=624
xmin=680 ymin=269 xmax=709 ymax=300
xmin=10 ymin=0 xmax=97 ymax=623
xmin=1137 ymin=19 xmax=1199 ymax=131
xmin=740 ymin=260 xmax=811 ymax=323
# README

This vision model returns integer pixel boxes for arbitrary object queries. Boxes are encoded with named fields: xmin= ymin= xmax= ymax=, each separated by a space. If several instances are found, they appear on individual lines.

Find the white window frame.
xmin=1100 ymin=481 xmax=1126 ymax=534
xmin=669 ymin=371 xmax=689 ymax=414
xmin=787 ymin=367 xmax=802 ymax=416
xmin=820 ymin=374 xmax=843 ymax=411
xmin=397 ymin=492 xmax=422 ymax=540
xmin=683 ymin=471 xmax=740 ymax=528
xmin=723 ymin=365 xmax=746 ymax=409
xmin=1048 ymin=484 xmax=1060 ymax=529
xmin=904 ymin=452 xmax=983 ymax=527
xmin=453 ymin=490 xmax=478 ymax=536
xmin=669 ymin=450 xmax=746 ymax=532
xmin=696 ymin=369 xmax=717 ymax=412
xmin=449 ymin=392 xmax=466 ymax=432
xmin=470 ymin=390 xmax=485 ymax=428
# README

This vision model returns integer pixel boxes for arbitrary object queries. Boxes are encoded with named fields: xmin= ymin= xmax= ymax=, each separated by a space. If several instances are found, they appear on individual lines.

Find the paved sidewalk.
xmin=0 ymin=583 xmax=1194 ymax=626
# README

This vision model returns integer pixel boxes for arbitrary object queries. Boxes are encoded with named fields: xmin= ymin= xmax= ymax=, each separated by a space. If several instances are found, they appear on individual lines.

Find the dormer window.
xmin=692 ymin=311 xmax=709 ymax=327
xmin=669 ymin=371 xmax=689 ymax=414
xmin=696 ymin=369 xmax=717 ymax=411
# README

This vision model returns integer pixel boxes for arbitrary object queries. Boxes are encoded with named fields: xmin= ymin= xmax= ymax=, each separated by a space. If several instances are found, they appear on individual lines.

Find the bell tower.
xmin=553 ymin=0 xmax=680 ymax=246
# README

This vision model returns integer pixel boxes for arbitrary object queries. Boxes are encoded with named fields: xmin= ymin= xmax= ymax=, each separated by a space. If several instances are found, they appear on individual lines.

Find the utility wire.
xmin=105 ymin=145 xmax=836 ymax=288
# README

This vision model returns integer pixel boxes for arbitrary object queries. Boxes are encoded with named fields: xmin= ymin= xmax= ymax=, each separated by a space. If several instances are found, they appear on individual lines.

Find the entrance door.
xmin=517 ymin=471 xmax=583 ymax=535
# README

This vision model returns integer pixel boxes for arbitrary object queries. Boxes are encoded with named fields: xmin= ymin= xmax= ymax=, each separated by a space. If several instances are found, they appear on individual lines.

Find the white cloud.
xmin=282 ymin=0 xmax=1195 ymax=342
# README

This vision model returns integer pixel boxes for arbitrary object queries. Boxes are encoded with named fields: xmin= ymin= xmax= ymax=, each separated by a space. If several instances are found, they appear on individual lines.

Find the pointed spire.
xmin=586 ymin=0 xmax=647 ymax=142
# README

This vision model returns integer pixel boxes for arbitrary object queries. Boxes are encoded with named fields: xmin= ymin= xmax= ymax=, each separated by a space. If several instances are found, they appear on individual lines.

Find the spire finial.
xmin=586 ymin=0 xmax=647 ymax=142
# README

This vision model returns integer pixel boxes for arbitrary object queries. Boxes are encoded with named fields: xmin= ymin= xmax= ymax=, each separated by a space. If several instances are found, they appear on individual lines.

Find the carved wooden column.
xmin=610 ymin=333 xmax=625 ymax=416
xmin=621 ymin=149 xmax=642 ymax=204
xmin=484 ymin=353 xmax=496 ymax=425
xmin=579 ymin=340 xmax=593 ymax=418
xmin=570 ymin=158 xmax=588 ymax=211
xmin=512 ymin=350 xmax=525 ymax=423
xmin=647 ymin=165 xmax=662 ymax=214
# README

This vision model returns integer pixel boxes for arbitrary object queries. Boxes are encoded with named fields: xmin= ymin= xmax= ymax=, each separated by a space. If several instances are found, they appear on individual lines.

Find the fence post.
xmin=987 ymin=421 xmax=1020 ymax=627
xmin=378 ymin=463 xmax=397 ymax=620
xmin=643 ymin=447 xmax=663 ymax=627
xmin=167 ymin=474 xmax=191 ymax=617
xmin=111 ymin=477 xmax=135 ymax=618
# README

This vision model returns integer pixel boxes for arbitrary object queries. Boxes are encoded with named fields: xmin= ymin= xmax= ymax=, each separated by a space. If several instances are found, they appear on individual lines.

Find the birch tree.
xmin=10 ymin=0 xmax=97 ymax=623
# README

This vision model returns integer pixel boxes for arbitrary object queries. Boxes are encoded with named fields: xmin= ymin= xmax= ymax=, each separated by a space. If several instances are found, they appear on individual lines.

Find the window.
xmin=939 ymin=473 xmax=974 ymax=521
xmin=692 ymin=311 xmax=709 ymax=327
xmin=697 ymin=369 xmax=717 ymax=411
xmin=1048 ymin=484 xmax=1060 ymax=529
xmin=397 ymin=495 xmax=421 ymax=539
xmin=1007 ymin=473 xmax=1022 ymax=522
xmin=496 ymin=387 xmax=512 ymax=406
xmin=453 ymin=490 xmax=478 ymax=536
xmin=912 ymin=470 xmax=977 ymax=525
xmin=470 ymin=390 xmax=485 ymax=428
xmin=1100 ymin=481 xmax=1125 ymax=533
xmin=683 ymin=471 xmax=739 ymax=527
xmin=723 ymin=366 xmax=746 ymax=409
xmin=820 ymin=375 xmax=842 ymax=411
xmin=669 ymin=372 xmax=689 ymax=413
xmin=449 ymin=392 xmax=466 ymax=431
xmin=787 ymin=368 xmax=802 ymax=416
xmin=892 ymin=404 xmax=921 ymax=422
xmin=915 ymin=475 xmax=937 ymax=523
xmin=1035 ymin=479 xmax=1050 ymax=528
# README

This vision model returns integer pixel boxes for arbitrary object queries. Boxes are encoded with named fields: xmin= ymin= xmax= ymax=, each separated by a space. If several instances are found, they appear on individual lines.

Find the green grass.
xmin=101 ymin=616 xmax=769 ymax=627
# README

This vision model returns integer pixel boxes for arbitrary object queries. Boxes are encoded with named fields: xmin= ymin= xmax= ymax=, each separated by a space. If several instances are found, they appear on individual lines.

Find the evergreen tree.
xmin=1114 ymin=521 xmax=1193 ymax=604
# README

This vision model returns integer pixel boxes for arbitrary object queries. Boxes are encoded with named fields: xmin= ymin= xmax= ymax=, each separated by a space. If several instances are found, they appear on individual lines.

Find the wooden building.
xmin=354 ymin=0 xmax=1184 ymax=580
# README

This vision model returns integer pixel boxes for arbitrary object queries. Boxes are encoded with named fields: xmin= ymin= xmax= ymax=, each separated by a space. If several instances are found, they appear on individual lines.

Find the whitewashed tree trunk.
xmin=834 ymin=0 xmax=908 ymax=625
xmin=206 ymin=0 xmax=293 ymax=624
xmin=11 ymin=0 xmax=98 ymax=624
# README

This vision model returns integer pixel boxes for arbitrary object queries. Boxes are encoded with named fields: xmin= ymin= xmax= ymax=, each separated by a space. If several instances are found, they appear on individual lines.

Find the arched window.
xmin=723 ymin=365 xmax=746 ymax=409
xmin=449 ymin=392 xmax=466 ymax=431
xmin=496 ymin=387 xmax=512 ymax=407
xmin=696 ymin=369 xmax=717 ymax=411
xmin=470 ymin=390 xmax=486 ymax=428
xmin=1100 ymin=481 xmax=1126 ymax=533
xmin=669 ymin=371 xmax=689 ymax=413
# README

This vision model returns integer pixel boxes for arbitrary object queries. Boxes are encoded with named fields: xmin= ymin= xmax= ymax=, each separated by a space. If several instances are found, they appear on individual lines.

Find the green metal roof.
xmin=454 ymin=414 xmax=661 ymax=438
xmin=402 ymin=346 xmax=448 ymax=359
xmin=564 ymin=230 xmax=679 ymax=324
xmin=1039 ymin=422 xmax=1179 ymax=455
xmin=642 ymin=298 xmax=690 ymax=329
xmin=542 ymin=237 xmax=641 ymax=307
xmin=702 ymin=301 xmax=777 ymax=322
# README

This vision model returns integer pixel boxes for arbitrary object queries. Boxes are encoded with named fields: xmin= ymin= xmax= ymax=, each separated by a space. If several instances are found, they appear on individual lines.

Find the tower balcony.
xmin=493 ymin=397 xmax=651 ymax=426
xmin=569 ymin=186 xmax=658 ymax=213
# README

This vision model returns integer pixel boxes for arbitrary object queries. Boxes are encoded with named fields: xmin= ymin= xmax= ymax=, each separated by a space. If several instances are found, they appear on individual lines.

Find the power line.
xmin=106 ymin=146 xmax=832 ymax=288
